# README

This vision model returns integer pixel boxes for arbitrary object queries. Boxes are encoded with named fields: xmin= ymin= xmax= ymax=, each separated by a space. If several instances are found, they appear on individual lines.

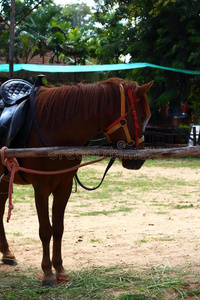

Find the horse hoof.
xmin=2 ymin=257 xmax=17 ymax=266
xmin=42 ymin=279 xmax=58 ymax=287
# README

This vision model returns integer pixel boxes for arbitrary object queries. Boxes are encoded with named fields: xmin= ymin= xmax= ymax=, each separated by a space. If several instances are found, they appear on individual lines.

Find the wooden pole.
xmin=9 ymin=0 xmax=15 ymax=79
xmin=1 ymin=146 xmax=200 ymax=160
xmin=193 ymin=126 xmax=197 ymax=146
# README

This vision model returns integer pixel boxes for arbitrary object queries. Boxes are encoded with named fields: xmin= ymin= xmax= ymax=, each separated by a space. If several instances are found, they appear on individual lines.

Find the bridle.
xmin=104 ymin=84 xmax=144 ymax=149
xmin=76 ymin=84 xmax=145 ymax=192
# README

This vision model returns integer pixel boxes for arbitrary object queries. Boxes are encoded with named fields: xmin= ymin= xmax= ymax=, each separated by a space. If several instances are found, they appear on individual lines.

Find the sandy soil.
xmin=1 ymin=162 xmax=200 ymax=275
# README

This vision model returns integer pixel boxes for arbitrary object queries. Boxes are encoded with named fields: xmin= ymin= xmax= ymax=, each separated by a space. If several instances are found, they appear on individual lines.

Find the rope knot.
xmin=4 ymin=157 xmax=20 ymax=173
xmin=1 ymin=147 xmax=19 ymax=222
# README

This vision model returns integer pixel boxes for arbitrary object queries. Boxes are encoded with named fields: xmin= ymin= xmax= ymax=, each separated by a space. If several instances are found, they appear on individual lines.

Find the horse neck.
xmin=36 ymin=83 xmax=121 ymax=147
xmin=39 ymin=113 xmax=110 ymax=147
xmin=65 ymin=116 xmax=109 ymax=146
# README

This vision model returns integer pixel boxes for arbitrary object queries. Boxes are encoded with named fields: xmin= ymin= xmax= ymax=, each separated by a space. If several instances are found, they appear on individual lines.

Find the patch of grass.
xmin=129 ymin=176 xmax=188 ymax=193
xmin=75 ymin=204 xmax=90 ymax=208
xmin=90 ymin=238 xmax=101 ymax=243
xmin=77 ymin=206 xmax=132 ymax=217
xmin=155 ymin=211 xmax=168 ymax=214
xmin=71 ymin=158 xmax=199 ymax=210
xmin=173 ymin=204 xmax=194 ymax=209
xmin=145 ymin=157 xmax=200 ymax=168
xmin=151 ymin=203 xmax=169 ymax=207
xmin=139 ymin=239 xmax=148 ymax=243
xmin=14 ymin=185 xmax=34 ymax=203
xmin=0 ymin=264 xmax=199 ymax=299
xmin=12 ymin=232 xmax=22 ymax=237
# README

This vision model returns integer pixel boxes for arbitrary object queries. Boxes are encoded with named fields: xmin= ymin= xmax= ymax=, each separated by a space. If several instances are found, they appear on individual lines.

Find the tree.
xmin=92 ymin=5 xmax=130 ymax=64
xmin=61 ymin=3 xmax=91 ymax=29
xmin=0 ymin=0 xmax=59 ymax=63
xmin=47 ymin=21 xmax=70 ymax=64
xmin=21 ymin=1 xmax=68 ymax=64
xmin=64 ymin=27 xmax=89 ymax=65
xmin=0 ymin=22 xmax=10 ymax=63
xmin=21 ymin=2 xmax=92 ymax=64
xmin=95 ymin=13 xmax=127 ymax=63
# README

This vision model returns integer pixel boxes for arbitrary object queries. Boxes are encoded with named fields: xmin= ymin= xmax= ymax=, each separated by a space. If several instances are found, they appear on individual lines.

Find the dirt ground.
xmin=1 ymin=162 xmax=200 ymax=275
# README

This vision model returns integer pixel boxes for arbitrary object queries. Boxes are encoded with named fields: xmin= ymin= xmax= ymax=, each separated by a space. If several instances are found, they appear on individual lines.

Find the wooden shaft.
xmin=1 ymin=146 xmax=200 ymax=160
xmin=193 ymin=127 xmax=197 ymax=146
xmin=9 ymin=0 xmax=15 ymax=79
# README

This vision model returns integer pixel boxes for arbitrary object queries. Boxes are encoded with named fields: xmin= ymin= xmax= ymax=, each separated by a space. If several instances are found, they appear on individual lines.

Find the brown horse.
xmin=0 ymin=77 xmax=152 ymax=286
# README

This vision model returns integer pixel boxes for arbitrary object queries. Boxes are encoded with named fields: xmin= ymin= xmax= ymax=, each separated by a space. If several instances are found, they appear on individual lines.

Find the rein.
xmin=0 ymin=146 xmax=106 ymax=222
xmin=75 ymin=157 xmax=115 ymax=191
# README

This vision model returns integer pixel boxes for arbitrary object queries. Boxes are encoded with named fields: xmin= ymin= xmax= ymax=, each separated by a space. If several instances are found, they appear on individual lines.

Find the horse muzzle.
xmin=121 ymin=136 xmax=146 ymax=170
xmin=122 ymin=158 xmax=146 ymax=170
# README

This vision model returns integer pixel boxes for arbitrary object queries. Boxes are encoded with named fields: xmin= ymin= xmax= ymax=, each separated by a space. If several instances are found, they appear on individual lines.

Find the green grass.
xmin=145 ymin=157 xmax=200 ymax=168
xmin=13 ymin=186 xmax=34 ymax=203
xmin=173 ymin=204 xmax=194 ymax=209
xmin=77 ymin=206 xmax=133 ymax=217
xmin=72 ymin=162 xmax=199 ymax=218
xmin=155 ymin=211 xmax=168 ymax=214
xmin=0 ymin=264 xmax=199 ymax=299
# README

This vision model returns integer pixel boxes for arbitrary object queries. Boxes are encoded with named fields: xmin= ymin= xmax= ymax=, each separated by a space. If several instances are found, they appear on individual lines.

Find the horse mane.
xmin=35 ymin=77 xmax=139 ymax=129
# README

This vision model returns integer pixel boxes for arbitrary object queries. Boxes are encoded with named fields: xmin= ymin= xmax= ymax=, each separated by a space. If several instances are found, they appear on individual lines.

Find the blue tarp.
xmin=0 ymin=62 xmax=200 ymax=75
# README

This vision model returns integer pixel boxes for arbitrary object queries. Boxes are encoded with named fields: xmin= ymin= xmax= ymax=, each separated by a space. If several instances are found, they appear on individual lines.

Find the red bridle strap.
xmin=105 ymin=105 xmax=133 ymax=132
xmin=104 ymin=84 xmax=142 ymax=148
xmin=127 ymin=88 xmax=140 ymax=147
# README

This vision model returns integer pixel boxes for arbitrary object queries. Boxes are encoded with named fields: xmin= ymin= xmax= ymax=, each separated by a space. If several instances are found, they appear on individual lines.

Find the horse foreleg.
xmin=34 ymin=186 xmax=57 ymax=287
xmin=52 ymin=180 xmax=72 ymax=281
xmin=0 ymin=180 xmax=17 ymax=265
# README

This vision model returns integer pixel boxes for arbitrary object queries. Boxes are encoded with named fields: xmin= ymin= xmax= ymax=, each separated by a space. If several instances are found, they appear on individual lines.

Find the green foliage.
xmin=61 ymin=3 xmax=91 ymax=29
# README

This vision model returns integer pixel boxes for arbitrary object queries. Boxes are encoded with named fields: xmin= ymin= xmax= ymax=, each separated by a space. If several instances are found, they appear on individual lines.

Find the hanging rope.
xmin=1 ymin=146 xmax=106 ymax=222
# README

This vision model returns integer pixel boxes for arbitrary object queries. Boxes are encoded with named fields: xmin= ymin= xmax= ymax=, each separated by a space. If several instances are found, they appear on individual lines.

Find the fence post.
xmin=193 ymin=126 xmax=196 ymax=146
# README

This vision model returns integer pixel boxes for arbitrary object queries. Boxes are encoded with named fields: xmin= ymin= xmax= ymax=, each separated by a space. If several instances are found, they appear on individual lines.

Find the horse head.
xmin=104 ymin=80 xmax=153 ymax=170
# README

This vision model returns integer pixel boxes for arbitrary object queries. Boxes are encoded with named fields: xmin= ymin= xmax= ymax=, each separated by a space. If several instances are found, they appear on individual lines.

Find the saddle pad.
xmin=0 ymin=79 xmax=32 ymax=106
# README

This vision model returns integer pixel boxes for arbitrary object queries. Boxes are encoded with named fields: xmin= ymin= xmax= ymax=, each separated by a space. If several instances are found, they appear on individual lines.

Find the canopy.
xmin=0 ymin=62 xmax=200 ymax=75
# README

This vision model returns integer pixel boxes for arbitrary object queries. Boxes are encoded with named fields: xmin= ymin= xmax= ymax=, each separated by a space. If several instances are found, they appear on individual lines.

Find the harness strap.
xmin=123 ymin=123 xmax=132 ymax=144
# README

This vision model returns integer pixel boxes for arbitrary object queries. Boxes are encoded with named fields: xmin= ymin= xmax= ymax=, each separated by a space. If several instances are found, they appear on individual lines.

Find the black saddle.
xmin=0 ymin=79 xmax=33 ymax=148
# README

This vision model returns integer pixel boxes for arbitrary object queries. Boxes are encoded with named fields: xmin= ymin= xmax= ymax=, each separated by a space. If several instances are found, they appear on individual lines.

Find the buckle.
xmin=127 ymin=140 xmax=135 ymax=147
xmin=119 ymin=119 xmax=127 ymax=127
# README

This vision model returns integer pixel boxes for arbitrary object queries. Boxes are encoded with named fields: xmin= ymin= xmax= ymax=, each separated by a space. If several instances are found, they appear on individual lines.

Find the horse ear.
xmin=136 ymin=81 xmax=154 ymax=97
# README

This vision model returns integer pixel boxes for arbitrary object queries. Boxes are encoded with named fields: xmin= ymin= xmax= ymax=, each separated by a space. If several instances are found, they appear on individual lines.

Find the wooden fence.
xmin=1 ymin=146 xmax=200 ymax=160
